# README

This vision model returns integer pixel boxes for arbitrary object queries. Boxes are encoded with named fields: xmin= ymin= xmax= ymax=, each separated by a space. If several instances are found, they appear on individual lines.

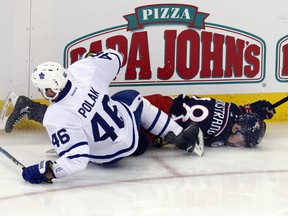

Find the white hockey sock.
xmin=140 ymin=97 xmax=183 ymax=138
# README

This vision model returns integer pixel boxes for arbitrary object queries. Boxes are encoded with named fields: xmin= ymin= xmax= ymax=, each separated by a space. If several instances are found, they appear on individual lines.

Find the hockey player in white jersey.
xmin=18 ymin=49 xmax=204 ymax=184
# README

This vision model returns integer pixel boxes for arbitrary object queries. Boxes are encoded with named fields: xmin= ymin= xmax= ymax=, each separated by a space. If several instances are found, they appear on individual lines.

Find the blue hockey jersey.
xmin=170 ymin=94 xmax=243 ymax=147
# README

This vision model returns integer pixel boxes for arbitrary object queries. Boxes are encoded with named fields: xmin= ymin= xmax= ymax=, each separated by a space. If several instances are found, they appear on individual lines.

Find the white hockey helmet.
xmin=31 ymin=62 xmax=68 ymax=100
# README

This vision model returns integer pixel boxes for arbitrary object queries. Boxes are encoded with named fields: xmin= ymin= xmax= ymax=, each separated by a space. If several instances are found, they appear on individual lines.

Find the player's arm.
xmin=22 ymin=127 xmax=90 ymax=184
xmin=51 ymin=145 xmax=90 ymax=179
xmin=49 ymin=126 xmax=91 ymax=179
xmin=240 ymin=100 xmax=276 ymax=120
xmin=22 ymin=151 xmax=90 ymax=184
xmin=87 ymin=49 xmax=124 ymax=80
xmin=81 ymin=49 xmax=124 ymax=62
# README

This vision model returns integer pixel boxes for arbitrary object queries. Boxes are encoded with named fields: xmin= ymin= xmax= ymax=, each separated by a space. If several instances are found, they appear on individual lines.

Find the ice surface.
xmin=0 ymin=123 xmax=288 ymax=216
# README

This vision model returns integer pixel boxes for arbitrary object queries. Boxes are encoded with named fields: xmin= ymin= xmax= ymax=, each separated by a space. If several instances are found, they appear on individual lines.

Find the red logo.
xmin=276 ymin=35 xmax=288 ymax=82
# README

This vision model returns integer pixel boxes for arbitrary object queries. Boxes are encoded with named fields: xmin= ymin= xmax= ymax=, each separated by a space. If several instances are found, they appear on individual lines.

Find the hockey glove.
xmin=22 ymin=160 xmax=54 ymax=184
xmin=241 ymin=100 xmax=275 ymax=120
xmin=170 ymin=94 xmax=189 ymax=118
xmin=164 ymin=123 xmax=204 ymax=156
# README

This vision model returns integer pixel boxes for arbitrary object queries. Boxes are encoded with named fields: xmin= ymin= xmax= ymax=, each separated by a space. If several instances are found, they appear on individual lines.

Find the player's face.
xmin=227 ymin=132 xmax=246 ymax=147
xmin=38 ymin=88 xmax=57 ymax=99
xmin=227 ymin=124 xmax=246 ymax=147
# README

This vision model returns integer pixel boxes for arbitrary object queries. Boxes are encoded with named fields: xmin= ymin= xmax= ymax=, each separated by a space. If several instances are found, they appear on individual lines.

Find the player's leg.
xmin=111 ymin=90 xmax=148 ymax=156
xmin=131 ymin=128 xmax=149 ymax=156
xmin=111 ymin=90 xmax=203 ymax=156
xmin=164 ymin=123 xmax=204 ymax=156
xmin=143 ymin=94 xmax=174 ymax=115
xmin=5 ymin=96 xmax=48 ymax=133
xmin=140 ymin=97 xmax=203 ymax=155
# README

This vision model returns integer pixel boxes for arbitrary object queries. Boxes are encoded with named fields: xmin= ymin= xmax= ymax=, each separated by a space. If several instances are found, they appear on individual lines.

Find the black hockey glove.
xmin=170 ymin=94 xmax=188 ymax=117
xmin=241 ymin=100 xmax=275 ymax=120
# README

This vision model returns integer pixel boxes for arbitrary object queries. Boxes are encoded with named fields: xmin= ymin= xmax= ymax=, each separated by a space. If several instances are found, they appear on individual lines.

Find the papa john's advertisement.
xmin=64 ymin=4 xmax=267 ymax=87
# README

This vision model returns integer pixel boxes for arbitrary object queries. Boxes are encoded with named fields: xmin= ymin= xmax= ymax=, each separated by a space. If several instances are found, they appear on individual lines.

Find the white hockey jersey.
xmin=43 ymin=49 xmax=139 ymax=179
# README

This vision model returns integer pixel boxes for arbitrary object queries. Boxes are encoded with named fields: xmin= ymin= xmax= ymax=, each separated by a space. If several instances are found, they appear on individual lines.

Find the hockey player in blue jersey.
xmin=144 ymin=94 xmax=273 ymax=148
xmin=7 ymin=49 xmax=204 ymax=184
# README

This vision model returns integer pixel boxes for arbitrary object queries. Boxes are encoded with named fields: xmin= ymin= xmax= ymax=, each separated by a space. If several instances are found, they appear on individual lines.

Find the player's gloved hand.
xmin=170 ymin=94 xmax=189 ymax=118
xmin=22 ymin=160 xmax=54 ymax=184
xmin=164 ymin=123 xmax=204 ymax=156
xmin=241 ymin=100 xmax=276 ymax=120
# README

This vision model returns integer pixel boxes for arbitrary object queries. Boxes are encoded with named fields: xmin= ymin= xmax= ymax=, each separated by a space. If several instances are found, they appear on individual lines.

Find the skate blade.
xmin=45 ymin=148 xmax=56 ymax=154
xmin=0 ymin=91 xmax=19 ymax=130
xmin=193 ymin=129 xmax=204 ymax=156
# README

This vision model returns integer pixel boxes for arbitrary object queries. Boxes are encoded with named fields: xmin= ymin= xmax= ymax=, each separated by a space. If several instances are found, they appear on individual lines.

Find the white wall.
xmin=1 ymin=0 xmax=288 ymax=99
xmin=0 ymin=0 xmax=31 ymax=97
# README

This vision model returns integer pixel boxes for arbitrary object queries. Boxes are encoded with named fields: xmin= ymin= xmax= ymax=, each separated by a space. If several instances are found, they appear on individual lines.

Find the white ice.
xmin=0 ymin=122 xmax=288 ymax=216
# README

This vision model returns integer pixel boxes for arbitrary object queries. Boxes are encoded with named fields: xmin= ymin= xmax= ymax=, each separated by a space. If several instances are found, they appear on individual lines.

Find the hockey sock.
xmin=140 ymin=97 xmax=182 ymax=138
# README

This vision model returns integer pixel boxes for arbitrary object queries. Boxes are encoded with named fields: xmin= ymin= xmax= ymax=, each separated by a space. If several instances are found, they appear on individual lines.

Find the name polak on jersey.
xmin=207 ymin=100 xmax=226 ymax=136
xmin=78 ymin=86 xmax=100 ymax=118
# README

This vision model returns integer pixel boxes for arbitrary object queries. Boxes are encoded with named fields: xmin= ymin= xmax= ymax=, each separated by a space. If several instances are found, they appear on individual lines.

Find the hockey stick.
xmin=0 ymin=91 xmax=19 ymax=130
xmin=0 ymin=147 xmax=26 ymax=170
xmin=45 ymin=148 xmax=56 ymax=154
xmin=267 ymin=95 xmax=288 ymax=111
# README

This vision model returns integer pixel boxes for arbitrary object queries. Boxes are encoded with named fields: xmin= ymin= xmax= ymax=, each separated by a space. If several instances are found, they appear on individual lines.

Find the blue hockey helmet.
xmin=236 ymin=112 xmax=266 ymax=147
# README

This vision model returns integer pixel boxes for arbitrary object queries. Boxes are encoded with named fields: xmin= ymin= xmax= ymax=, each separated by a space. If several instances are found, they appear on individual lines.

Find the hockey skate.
xmin=5 ymin=96 xmax=33 ymax=133
xmin=5 ymin=95 xmax=48 ymax=133
xmin=0 ymin=91 xmax=18 ymax=130
xmin=164 ymin=123 xmax=204 ymax=156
